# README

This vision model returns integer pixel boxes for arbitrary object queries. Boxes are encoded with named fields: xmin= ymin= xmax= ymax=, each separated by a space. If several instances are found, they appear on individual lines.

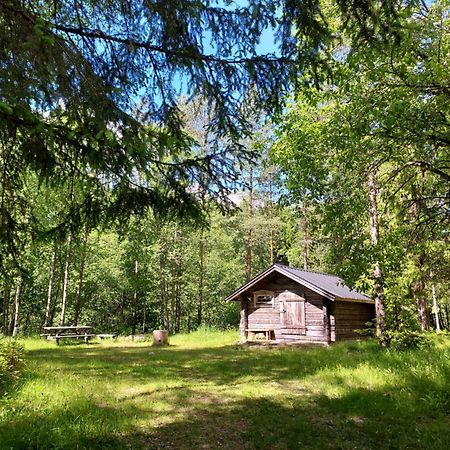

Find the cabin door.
xmin=279 ymin=293 xmax=306 ymax=335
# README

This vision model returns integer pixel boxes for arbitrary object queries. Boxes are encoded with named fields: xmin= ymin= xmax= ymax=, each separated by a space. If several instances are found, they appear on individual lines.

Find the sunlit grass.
xmin=1 ymin=331 xmax=449 ymax=449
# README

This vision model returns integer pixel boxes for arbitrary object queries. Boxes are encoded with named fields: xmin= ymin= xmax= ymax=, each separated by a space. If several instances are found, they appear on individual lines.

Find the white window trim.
xmin=253 ymin=290 xmax=275 ymax=308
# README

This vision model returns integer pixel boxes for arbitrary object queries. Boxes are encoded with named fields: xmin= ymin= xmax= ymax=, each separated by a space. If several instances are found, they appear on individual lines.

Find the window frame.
xmin=253 ymin=289 xmax=275 ymax=308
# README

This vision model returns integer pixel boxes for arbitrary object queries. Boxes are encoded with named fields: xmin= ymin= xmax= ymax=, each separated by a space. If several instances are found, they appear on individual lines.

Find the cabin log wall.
xmin=246 ymin=274 xmax=329 ymax=343
xmin=334 ymin=301 xmax=374 ymax=340
xmin=239 ymin=297 xmax=248 ymax=342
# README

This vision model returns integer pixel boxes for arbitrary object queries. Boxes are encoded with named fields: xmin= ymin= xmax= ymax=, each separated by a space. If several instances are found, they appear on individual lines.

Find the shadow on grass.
xmin=140 ymin=391 xmax=450 ymax=450
xmin=1 ymin=382 xmax=449 ymax=449
xmin=5 ymin=339 xmax=448 ymax=449
xmin=0 ymin=397 xmax=131 ymax=449
xmin=25 ymin=340 xmax=450 ymax=394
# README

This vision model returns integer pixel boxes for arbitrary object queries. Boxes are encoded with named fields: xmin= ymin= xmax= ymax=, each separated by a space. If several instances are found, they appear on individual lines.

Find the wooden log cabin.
xmin=225 ymin=264 xmax=375 ymax=344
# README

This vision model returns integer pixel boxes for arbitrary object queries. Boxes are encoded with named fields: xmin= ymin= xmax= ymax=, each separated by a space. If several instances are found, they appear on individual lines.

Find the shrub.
xmin=385 ymin=330 xmax=429 ymax=351
xmin=354 ymin=319 xmax=376 ymax=338
xmin=0 ymin=339 xmax=25 ymax=393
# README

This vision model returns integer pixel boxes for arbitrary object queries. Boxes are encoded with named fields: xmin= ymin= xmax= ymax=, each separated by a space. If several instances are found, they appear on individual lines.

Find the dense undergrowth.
xmin=0 ymin=339 xmax=25 ymax=395
xmin=0 ymin=330 xmax=449 ymax=449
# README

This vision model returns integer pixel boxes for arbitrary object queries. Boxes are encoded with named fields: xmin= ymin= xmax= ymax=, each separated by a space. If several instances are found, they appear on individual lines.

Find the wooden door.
xmin=279 ymin=292 xmax=306 ymax=335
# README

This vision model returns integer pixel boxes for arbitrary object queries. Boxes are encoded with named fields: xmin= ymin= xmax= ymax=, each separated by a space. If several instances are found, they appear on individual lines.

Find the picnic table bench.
xmin=42 ymin=326 xmax=95 ymax=344
xmin=246 ymin=328 xmax=275 ymax=341
xmin=96 ymin=334 xmax=117 ymax=340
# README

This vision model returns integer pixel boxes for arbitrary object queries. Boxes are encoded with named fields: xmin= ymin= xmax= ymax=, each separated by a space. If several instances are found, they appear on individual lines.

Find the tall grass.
xmin=0 ymin=331 xmax=448 ymax=449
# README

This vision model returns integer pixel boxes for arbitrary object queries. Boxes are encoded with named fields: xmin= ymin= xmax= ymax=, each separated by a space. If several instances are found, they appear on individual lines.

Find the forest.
xmin=1 ymin=1 xmax=449 ymax=449
xmin=0 ymin=0 xmax=449 ymax=343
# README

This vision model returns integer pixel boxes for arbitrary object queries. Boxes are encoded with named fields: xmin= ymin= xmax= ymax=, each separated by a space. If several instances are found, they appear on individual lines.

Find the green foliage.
xmin=384 ymin=330 xmax=429 ymax=351
xmin=385 ymin=330 xmax=449 ymax=351
xmin=0 ymin=339 xmax=25 ymax=393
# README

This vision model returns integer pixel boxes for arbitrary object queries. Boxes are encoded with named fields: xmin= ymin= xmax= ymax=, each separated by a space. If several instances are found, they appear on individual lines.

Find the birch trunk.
xmin=430 ymin=269 xmax=440 ymax=331
xmin=302 ymin=197 xmax=308 ymax=270
xmin=50 ymin=265 xmax=62 ymax=327
xmin=173 ymin=228 xmax=182 ymax=334
xmin=246 ymin=162 xmax=253 ymax=281
xmin=268 ymin=176 xmax=275 ymax=265
xmin=2 ymin=281 xmax=10 ymax=335
xmin=142 ymin=307 xmax=146 ymax=334
xmin=44 ymin=249 xmax=57 ymax=327
xmin=197 ymin=226 xmax=204 ymax=326
xmin=12 ymin=277 xmax=22 ymax=337
xmin=60 ymin=233 xmax=72 ymax=326
xmin=368 ymin=172 xmax=386 ymax=342
xmin=159 ymin=230 xmax=170 ymax=331
xmin=73 ymin=228 xmax=88 ymax=325
xmin=131 ymin=259 xmax=138 ymax=336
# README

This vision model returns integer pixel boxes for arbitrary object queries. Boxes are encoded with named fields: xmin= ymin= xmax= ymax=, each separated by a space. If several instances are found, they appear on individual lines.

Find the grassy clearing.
xmin=0 ymin=330 xmax=449 ymax=449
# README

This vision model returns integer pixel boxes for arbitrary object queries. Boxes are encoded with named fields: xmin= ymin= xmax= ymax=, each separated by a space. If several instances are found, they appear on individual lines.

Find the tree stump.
xmin=152 ymin=329 xmax=169 ymax=346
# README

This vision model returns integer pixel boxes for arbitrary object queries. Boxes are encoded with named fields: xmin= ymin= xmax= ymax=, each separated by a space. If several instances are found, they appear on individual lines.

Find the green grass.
xmin=1 ymin=330 xmax=449 ymax=449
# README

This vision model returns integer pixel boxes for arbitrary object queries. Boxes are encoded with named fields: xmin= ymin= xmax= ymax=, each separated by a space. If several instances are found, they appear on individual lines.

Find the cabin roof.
xmin=225 ymin=264 xmax=373 ymax=303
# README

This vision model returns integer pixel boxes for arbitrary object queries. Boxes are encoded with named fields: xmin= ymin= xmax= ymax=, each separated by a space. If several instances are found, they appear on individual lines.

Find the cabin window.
xmin=256 ymin=295 xmax=272 ymax=305
xmin=253 ymin=290 xmax=275 ymax=308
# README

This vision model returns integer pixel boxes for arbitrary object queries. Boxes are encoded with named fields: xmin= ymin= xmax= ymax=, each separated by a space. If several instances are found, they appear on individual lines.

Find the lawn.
xmin=1 ymin=330 xmax=449 ymax=449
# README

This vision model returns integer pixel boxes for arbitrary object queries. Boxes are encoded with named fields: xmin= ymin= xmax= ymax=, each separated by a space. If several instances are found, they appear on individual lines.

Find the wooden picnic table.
xmin=42 ymin=326 xmax=95 ymax=344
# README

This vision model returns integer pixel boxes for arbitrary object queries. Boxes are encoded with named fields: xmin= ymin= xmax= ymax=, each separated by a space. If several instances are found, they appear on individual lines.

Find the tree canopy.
xmin=0 ymin=1 xmax=417 ymax=260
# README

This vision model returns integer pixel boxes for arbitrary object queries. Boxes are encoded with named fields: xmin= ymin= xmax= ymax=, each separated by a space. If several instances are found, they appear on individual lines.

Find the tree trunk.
xmin=239 ymin=298 xmax=248 ymax=343
xmin=142 ymin=306 xmax=146 ymax=333
xmin=2 ymin=281 xmax=11 ymax=335
xmin=173 ymin=228 xmax=182 ymax=334
xmin=44 ymin=248 xmax=57 ymax=327
xmin=393 ymin=296 xmax=401 ymax=331
xmin=268 ymin=176 xmax=275 ymax=265
xmin=301 ymin=196 xmax=308 ymax=270
xmin=73 ymin=227 xmax=88 ymax=326
xmin=119 ymin=290 xmax=126 ymax=322
xmin=410 ymin=253 xmax=429 ymax=332
xmin=416 ymin=294 xmax=429 ymax=331
xmin=368 ymin=172 xmax=386 ymax=343
xmin=197 ymin=226 xmax=204 ymax=326
xmin=12 ymin=277 xmax=22 ymax=337
xmin=159 ymin=230 xmax=170 ymax=331
xmin=413 ymin=275 xmax=429 ymax=332
xmin=49 ymin=262 xmax=62 ymax=327
xmin=443 ymin=302 xmax=450 ymax=331
xmin=246 ymin=162 xmax=253 ymax=281
xmin=409 ymin=184 xmax=429 ymax=331
xmin=131 ymin=259 xmax=138 ymax=336
xmin=174 ymin=276 xmax=181 ymax=334
xmin=430 ymin=269 xmax=440 ymax=331
xmin=60 ymin=233 xmax=72 ymax=326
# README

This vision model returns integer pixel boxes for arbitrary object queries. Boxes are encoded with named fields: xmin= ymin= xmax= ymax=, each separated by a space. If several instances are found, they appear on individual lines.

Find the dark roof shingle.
xmin=225 ymin=264 xmax=372 ymax=302
xmin=276 ymin=265 xmax=371 ymax=301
